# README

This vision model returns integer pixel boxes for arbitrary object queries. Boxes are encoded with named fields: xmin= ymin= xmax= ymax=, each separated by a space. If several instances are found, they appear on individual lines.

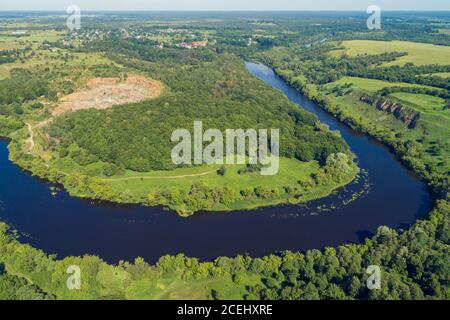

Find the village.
xmin=66 ymin=25 xmax=210 ymax=50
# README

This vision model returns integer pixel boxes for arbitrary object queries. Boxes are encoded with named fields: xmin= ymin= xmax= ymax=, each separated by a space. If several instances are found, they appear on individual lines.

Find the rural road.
xmin=25 ymin=123 xmax=35 ymax=154
xmin=101 ymin=169 xmax=218 ymax=182
xmin=25 ymin=118 xmax=53 ymax=154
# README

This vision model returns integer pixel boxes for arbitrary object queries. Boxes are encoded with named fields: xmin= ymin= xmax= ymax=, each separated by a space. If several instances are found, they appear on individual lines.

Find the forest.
xmin=47 ymin=53 xmax=349 ymax=172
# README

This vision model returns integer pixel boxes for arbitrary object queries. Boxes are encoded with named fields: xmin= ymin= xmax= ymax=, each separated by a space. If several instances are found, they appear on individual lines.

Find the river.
xmin=0 ymin=62 xmax=430 ymax=264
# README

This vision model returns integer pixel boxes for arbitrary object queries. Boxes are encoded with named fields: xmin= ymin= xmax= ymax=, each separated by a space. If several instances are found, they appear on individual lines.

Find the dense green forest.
xmin=47 ymin=54 xmax=349 ymax=172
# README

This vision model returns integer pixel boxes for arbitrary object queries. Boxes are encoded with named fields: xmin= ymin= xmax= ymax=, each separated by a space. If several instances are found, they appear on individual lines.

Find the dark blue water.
xmin=0 ymin=63 xmax=430 ymax=264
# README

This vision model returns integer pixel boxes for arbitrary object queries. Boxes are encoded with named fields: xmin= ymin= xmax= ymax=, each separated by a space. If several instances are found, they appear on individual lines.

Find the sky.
xmin=0 ymin=0 xmax=449 ymax=11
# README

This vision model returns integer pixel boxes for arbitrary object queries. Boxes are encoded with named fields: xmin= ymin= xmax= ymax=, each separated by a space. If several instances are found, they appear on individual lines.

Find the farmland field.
xmin=428 ymin=72 xmax=450 ymax=78
xmin=331 ymin=40 xmax=450 ymax=66
xmin=325 ymin=76 xmax=438 ymax=93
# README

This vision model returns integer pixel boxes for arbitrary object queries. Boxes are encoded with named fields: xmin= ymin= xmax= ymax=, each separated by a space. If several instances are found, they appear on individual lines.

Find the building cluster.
xmin=175 ymin=41 xmax=208 ymax=49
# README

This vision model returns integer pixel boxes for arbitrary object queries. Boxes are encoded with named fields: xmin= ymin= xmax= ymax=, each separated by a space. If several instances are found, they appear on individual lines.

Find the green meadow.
xmin=331 ymin=40 xmax=450 ymax=66
xmin=429 ymin=72 xmax=450 ymax=78
xmin=390 ymin=92 xmax=450 ymax=144
xmin=53 ymin=156 xmax=358 ymax=213
xmin=438 ymin=28 xmax=450 ymax=35
xmin=124 ymin=274 xmax=262 ymax=300
xmin=323 ymin=79 xmax=450 ymax=175
xmin=327 ymin=76 xmax=440 ymax=94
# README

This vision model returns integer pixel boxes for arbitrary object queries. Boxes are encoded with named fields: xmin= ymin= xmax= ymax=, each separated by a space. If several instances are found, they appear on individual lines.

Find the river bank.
xmin=263 ymin=63 xmax=447 ymax=201
xmin=0 ymin=62 xmax=430 ymax=264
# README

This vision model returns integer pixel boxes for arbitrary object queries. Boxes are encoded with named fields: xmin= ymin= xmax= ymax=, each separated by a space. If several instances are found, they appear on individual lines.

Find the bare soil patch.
xmin=26 ymin=75 xmax=162 ymax=154
xmin=52 ymin=75 xmax=163 ymax=116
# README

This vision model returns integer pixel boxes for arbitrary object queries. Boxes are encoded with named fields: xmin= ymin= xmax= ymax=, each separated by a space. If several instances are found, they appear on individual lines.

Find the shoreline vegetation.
xmin=0 ymin=14 xmax=449 ymax=300
xmin=2 ymin=128 xmax=359 ymax=215
xmin=256 ymin=41 xmax=449 ymax=198
xmin=6 ymin=134 xmax=359 ymax=215
xmin=1 ymin=199 xmax=448 ymax=300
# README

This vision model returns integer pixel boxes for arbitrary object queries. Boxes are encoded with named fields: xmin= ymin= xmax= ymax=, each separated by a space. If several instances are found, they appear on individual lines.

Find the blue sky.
xmin=1 ymin=0 xmax=449 ymax=11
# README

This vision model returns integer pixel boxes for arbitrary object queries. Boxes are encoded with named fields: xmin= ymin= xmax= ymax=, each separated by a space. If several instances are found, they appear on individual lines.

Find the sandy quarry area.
xmin=26 ymin=75 xmax=162 ymax=154
xmin=52 ymin=75 xmax=163 ymax=116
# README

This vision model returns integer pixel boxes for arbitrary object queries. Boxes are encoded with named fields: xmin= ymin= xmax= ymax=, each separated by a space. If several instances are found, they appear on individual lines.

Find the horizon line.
xmin=1 ymin=9 xmax=450 ymax=12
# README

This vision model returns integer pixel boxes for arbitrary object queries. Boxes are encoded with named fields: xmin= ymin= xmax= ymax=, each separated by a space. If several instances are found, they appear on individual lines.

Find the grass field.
xmin=428 ymin=72 xmax=450 ymax=78
xmin=324 ymin=91 xmax=449 ymax=173
xmin=124 ymin=274 xmax=261 ymax=300
xmin=438 ymin=29 xmax=450 ymax=35
xmin=331 ymin=40 xmax=450 ymax=66
xmin=0 ymin=29 xmax=63 ymax=50
xmin=103 ymin=158 xmax=318 ymax=193
xmin=325 ymin=76 xmax=437 ymax=94
xmin=0 ymin=29 xmax=113 ymax=80
xmin=390 ymin=92 xmax=450 ymax=139
xmin=324 ymin=77 xmax=450 ymax=175
xmin=390 ymin=92 xmax=447 ymax=111
xmin=0 ymin=49 xmax=114 ymax=80
xmin=53 ymin=155 xmax=357 ymax=212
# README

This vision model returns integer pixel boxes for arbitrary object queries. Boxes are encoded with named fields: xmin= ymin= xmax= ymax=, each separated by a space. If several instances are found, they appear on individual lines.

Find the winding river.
xmin=0 ymin=62 xmax=430 ymax=264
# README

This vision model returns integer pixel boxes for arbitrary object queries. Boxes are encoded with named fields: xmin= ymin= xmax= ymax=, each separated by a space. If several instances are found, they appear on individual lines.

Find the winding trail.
xmin=5 ymin=263 xmax=34 ymax=285
xmin=25 ymin=118 xmax=53 ymax=155
xmin=100 ymin=169 xmax=218 ymax=182
xmin=25 ymin=123 xmax=34 ymax=154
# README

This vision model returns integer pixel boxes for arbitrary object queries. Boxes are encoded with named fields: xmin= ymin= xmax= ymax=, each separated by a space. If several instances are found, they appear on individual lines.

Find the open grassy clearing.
xmin=426 ymin=72 xmax=450 ymax=78
xmin=52 ymin=154 xmax=357 ymax=212
xmin=331 ymin=40 xmax=450 ymax=66
xmin=0 ymin=29 xmax=63 ymax=49
xmin=389 ymin=92 xmax=450 ymax=141
xmin=0 ymin=29 xmax=112 ymax=80
xmin=325 ymin=78 xmax=449 ymax=134
xmin=124 ymin=274 xmax=261 ymax=300
xmin=323 ymin=86 xmax=450 ymax=174
xmin=389 ymin=92 xmax=447 ymax=111
xmin=324 ymin=93 xmax=410 ymax=133
xmin=104 ymin=158 xmax=318 ymax=194
xmin=325 ymin=76 xmax=439 ymax=94
xmin=438 ymin=28 xmax=450 ymax=35
xmin=0 ymin=49 xmax=114 ymax=80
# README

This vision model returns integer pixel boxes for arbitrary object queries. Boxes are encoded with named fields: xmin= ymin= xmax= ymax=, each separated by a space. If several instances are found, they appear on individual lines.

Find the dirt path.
xmin=25 ymin=123 xmax=35 ymax=154
xmin=5 ymin=263 xmax=34 ymax=285
xmin=100 ymin=169 xmax=218 ymax=182
xmin=25 ymin=118 xmax=53 ymax=155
